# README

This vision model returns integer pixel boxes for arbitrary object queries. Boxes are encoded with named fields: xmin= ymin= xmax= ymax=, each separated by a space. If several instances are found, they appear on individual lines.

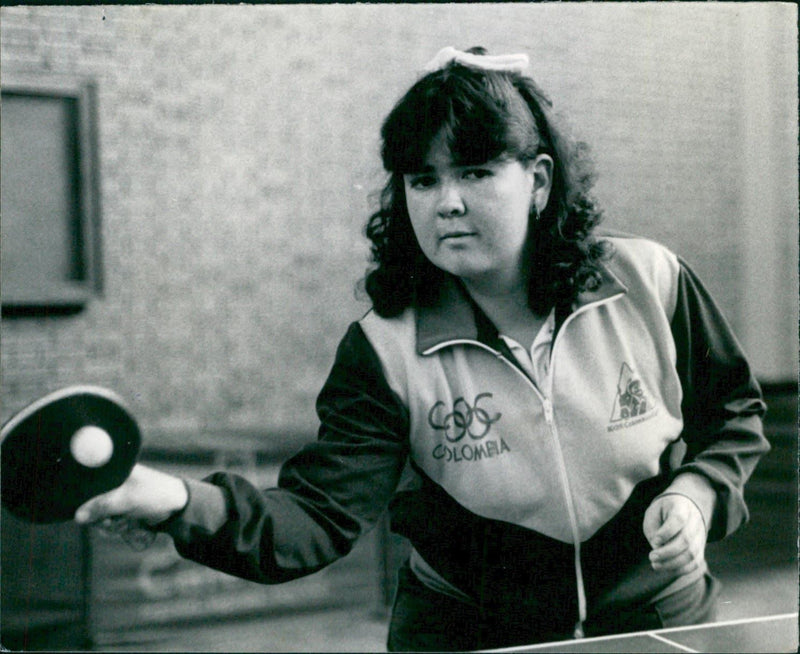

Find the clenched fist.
xmin=643 ymin=493 xmax=707 ymax=576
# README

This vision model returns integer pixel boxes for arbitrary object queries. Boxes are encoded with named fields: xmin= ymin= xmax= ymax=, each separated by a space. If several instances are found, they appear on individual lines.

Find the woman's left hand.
xmin=642 ymin=494 xmax=707 ymax=575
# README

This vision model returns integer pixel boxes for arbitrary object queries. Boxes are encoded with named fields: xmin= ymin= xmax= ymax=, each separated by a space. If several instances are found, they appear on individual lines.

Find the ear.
xmin=526 ymin=154 xmax=554 ymax=214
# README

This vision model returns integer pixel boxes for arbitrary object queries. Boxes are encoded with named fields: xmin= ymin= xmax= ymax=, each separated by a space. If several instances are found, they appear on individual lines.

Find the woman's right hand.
xmin=74 ymin=463 xmax=189 ymax=528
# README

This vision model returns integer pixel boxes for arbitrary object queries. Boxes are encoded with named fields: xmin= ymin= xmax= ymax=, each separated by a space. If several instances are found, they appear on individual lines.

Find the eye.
xmin=463 ymin=168 xmax=493 ymax=180
xmin=407 ymin=174 xmax=437 ymax=189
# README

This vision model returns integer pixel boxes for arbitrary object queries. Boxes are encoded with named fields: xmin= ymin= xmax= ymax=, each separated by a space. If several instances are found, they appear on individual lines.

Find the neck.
xmin=461 ymin=277 xmax=547 ymax=345
xmin=460 ymin=266 xmax=528 ymax=302
xmin=462 ymin=278 xmax=528 ymax=313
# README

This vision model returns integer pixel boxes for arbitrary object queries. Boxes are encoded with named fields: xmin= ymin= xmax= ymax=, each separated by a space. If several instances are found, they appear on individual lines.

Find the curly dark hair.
xmin=363 ymin=47 xmax=610 ymax=317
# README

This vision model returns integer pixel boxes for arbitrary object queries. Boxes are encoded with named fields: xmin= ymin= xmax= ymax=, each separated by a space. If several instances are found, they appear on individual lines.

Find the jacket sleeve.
xmin=162 ymin=321 xmax=410 ymax=583
xmin=665 ymin=258 xmax=770 ymax=542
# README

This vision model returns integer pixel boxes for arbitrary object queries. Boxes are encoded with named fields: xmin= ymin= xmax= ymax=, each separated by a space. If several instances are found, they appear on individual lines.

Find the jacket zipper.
xmin=423 ymin=291 xmax=624 ymax=639
xmin=542 ymin=395 xmax=586 ymax=639
xmin=431 ymin=341 xmax=589 ymax=635
xmin=544 ymin=292 xmax=625 ymax=638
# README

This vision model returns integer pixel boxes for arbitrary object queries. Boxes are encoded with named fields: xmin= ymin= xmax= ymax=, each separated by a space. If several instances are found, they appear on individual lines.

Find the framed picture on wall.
xmin=1 ymin=73 xmax=102 ymax=315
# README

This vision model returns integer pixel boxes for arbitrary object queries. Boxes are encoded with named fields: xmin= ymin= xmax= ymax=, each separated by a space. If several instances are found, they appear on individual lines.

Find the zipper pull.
xmin=573 ymin=621 xmax=584 ymax=639
xmin=542 ymin=398 xmax=554 ymax=424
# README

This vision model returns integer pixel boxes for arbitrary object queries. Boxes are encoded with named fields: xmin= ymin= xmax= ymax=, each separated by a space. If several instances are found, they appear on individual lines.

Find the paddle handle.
xmin=97 ymin=516 xmax=157 ymax=551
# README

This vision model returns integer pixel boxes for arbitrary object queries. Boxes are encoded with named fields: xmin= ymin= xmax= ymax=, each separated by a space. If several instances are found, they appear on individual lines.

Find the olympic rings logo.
xmin=427 ymin=392 xmax=502 ymax=442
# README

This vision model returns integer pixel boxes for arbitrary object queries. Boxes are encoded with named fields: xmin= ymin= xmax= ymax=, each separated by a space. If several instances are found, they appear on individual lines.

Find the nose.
xmin=436 ymin=182 xmax=465 ymax=218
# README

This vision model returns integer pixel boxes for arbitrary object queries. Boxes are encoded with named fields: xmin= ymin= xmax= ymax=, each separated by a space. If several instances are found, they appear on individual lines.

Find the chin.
xmin=443 ymin=265 xmax=489 ymax=283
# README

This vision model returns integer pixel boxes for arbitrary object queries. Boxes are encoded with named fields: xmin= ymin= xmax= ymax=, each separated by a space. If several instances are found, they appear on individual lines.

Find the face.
xmin=403 ymin=132 xmax=551 ymax=294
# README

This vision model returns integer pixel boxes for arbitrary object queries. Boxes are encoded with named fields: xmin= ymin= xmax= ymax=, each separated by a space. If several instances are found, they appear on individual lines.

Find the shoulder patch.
xmin=607 ymin=362 xmax=659 ymax=432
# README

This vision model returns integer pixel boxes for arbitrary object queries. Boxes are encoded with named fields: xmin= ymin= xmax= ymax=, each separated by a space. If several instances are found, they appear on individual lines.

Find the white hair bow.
xmin=423 ymin=46 xmax=529 ymax=74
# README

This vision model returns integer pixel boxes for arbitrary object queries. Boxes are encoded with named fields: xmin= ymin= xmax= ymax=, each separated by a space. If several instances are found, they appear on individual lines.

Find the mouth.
xmin=439 ymin=231 xmax=477 ymax=242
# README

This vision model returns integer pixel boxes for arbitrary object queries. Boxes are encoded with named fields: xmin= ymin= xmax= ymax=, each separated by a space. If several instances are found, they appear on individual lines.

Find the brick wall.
xmin=2 ymin=4 xmax=797 ymax=448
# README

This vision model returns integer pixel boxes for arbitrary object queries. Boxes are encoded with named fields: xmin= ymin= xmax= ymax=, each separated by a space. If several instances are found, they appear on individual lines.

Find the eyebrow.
xmin=410 ymin=161 xmax=488 ymax=173
xmin=406 ymin=158 xmax=501 ymax=176
xmin=404 ymin=165 xmax=435 ymax=176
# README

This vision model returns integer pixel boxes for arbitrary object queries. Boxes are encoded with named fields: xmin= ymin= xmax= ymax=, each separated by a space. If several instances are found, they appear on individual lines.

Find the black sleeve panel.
xmin=169 ymin=321 xmax=410 ymax=583
xmin=669 ymin=258 xmax=770 ymax=541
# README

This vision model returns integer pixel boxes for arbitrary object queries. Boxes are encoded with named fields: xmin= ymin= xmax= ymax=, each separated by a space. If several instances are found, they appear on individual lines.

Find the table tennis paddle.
xmin=1 ymin=385 xmax=155 ymax=549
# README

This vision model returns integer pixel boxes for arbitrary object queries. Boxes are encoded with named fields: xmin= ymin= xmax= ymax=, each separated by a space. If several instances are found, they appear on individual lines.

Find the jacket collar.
xmin=415 ymin=263 xmax=627 ymax=355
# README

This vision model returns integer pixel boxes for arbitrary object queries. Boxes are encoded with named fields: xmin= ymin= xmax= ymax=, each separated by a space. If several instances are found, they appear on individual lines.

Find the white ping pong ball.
xmin=69 ymin=426 xmax=114 ymax=468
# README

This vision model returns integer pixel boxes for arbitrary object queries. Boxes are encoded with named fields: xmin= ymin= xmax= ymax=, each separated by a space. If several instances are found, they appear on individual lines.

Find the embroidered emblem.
xmin=428 ymin=392 xmax=501 ymax=442
xmin=608 ymin=363 xmax=657 ymax=431
xmin=427 ymin=393 xmax=510 ymax=462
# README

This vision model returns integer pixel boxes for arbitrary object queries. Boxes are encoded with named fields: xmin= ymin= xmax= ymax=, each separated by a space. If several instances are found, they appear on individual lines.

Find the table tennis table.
xmin=483 ymin=612 xmax=798 ymax=653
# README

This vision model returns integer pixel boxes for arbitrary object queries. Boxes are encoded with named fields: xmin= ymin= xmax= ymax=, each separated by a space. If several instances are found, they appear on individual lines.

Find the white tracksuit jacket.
xmin=164 ymin=235 xmax=769 ymax=639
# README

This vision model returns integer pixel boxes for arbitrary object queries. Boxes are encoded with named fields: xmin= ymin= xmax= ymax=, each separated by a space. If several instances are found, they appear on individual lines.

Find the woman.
xmin=76 ymin=47 xmax=769 ymax=651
